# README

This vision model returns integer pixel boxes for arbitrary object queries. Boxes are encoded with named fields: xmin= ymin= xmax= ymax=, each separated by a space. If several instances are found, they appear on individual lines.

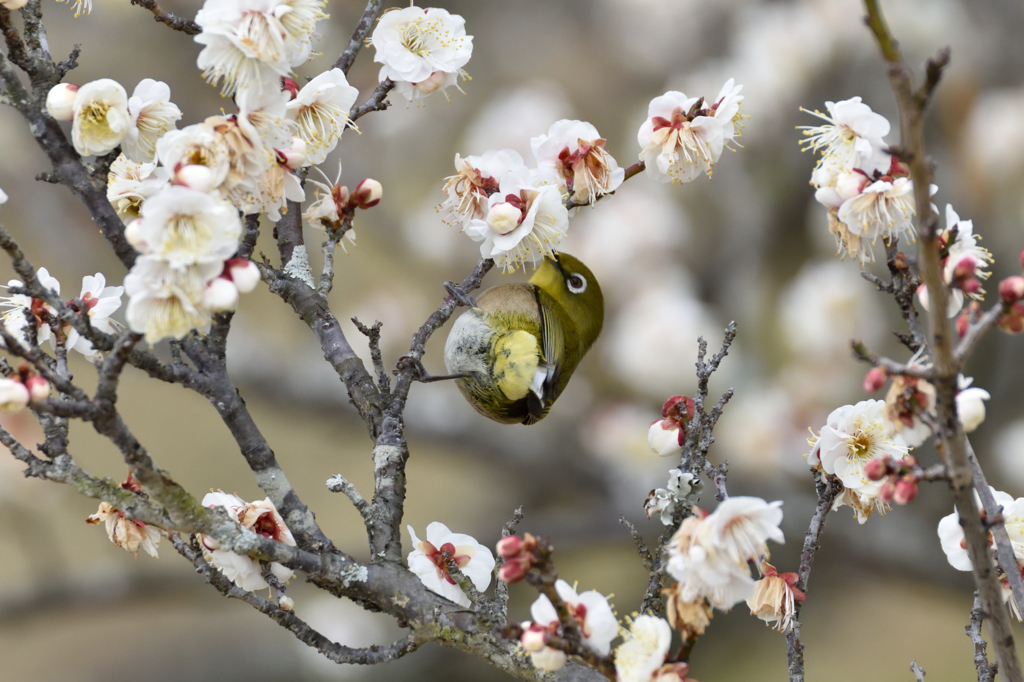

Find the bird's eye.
xmin=567 ymin=273 xmax=587 ymax=294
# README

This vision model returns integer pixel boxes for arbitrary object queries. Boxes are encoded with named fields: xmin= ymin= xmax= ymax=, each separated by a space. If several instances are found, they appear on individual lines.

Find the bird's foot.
xmin=444 ymin=282 xmax=478 ymax=308
xmin=395 ymin=355 xmax=471 ymax=383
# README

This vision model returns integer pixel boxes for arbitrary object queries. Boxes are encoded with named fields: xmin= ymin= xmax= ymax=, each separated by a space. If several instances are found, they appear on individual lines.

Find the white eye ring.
xmin=567 ymin=273 xmax=587 ymax=293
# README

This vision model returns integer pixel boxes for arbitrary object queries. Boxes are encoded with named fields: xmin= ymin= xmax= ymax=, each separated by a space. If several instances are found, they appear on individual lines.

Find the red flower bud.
xmin=863 ymin=458 xmax=887 ymax=481
xmin=893 ymin=476 xmax=918 ymax=505
xmin=956 ymin=312 xmax=970 ymax=339
xmin=952 ymin=257 xmax=976 ymax=281
xmin=863 ymin=367 xmax=888 ymax=393
xmin=496 ymin=535 xmax=524 ymax=559
xmin=350 ymin=178 xmax=382 ymax=209
xmin=879 ymin=481 xmax=896 ymax=504
xmin=1000 ymin=302 xmax=1024 ymax=334
xmin=498 ymin=558 xmax=528 ymax=584
xmin=1000 ymin=276 xmax=1024 ymax=303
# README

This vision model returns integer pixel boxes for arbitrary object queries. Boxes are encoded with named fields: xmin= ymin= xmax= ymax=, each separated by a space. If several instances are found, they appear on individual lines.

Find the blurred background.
xmin=3 ymin=0 xmax=1024 ymax=679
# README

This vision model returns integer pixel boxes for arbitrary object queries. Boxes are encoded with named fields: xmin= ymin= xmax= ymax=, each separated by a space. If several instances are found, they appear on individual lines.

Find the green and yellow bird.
xmin=444 ymin=252 xmax=604 ymax=425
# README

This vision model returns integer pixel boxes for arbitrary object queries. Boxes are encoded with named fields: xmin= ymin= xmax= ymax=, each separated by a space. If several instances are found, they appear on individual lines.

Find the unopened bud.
xmin=496 ymin=535 xmax=524 ymax=559
xmin=0 ymin=378 xmax=30 ymax=413
xmin=226 ymin=258 xmax=260 ymax=293
xmin=279 ymin=595 xmax=295 ymax=611
xmin=863 ymin=458 xmax=887 ymax=481
xmin=279 ymin=137 xmax=307 ymax=170
xmin=25 ymin=375 xmax=50 ymax=402
xmin=662 ymin=395 xmax=696 ymax=422
xmin=863 ymin=367 xmax=887 ymax=393
xmin=174 ymin=164 xmax=217 ymax=193
xmin=1 ymin=0 xmax=29 ymax=9
xmin=878 ymin=481 xmax=896 ymax=504
xmin=1000 ymin=276 xmax=1024 ymax=303
xmin=648 ymin=419 xmax=683 ymax=457
xmin=124 ymin=218 xmax=146 ymax=251
xmin=1020 ymin=246 xmax=1024 ymax=270
xmin=281 ymin=77 xmax=299 ymax=100
xmin=351 ymin=178 xmax=382 ymax=209
xmin=520 ymin=627 xmax=547 ymax=652
xmin=1001 ymin=302 xmax=1024 ymax=334
xmin=46 ymin=83 xmax=79 ymax=121
xmin=201 ymin=277 xmax=239 ymax=312
xmin=893 ymin=476 xmax=918 ymax=505
xmin=486 ymin=202 xmax=522 ymax=235
xmin=960 ymin=277 xmax=982 ymax=295
xmin=498 ymin=558 xmax=528 ymax=584
xmin=956 ymin=312 xmax=970 ymax=339
xmin=199 ymin=533 xmax=221 ymax=551
xmin=530 ymin=647 xmax=567 ymax=672
xmin=952 ymin=257 xmax=976 ymax=281
xmin=414 ymin=71 xmax=447 ymax=95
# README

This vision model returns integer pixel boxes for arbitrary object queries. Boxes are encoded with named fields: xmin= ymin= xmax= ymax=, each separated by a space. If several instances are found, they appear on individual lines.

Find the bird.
xmin=443 ymin=252 xmax=603 ymax=425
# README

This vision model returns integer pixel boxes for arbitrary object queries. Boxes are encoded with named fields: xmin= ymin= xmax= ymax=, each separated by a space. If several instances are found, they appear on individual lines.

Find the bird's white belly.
xmin=444 ymin=311 xmax=492 ymax=376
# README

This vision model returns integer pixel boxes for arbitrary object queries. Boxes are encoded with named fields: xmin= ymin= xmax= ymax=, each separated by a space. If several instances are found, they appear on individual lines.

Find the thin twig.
xmin=334 ymin=0 xmax=385 ymax=73
xmin=128 ymin=0 xmax=201 ymax=34
xmin=911 ymin=661 xmax=927 ymax=681
xmin=967 ymin=594 xmax=997 ymax=682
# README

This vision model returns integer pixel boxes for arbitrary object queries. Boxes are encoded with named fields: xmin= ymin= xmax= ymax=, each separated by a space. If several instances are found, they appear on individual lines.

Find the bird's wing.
xmin=525 ymin=290 xmax=568 ymax=424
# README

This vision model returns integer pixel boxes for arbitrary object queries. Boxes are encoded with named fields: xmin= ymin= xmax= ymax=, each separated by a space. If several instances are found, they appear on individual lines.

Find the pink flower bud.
xmin=956 ymin=312 xmax=970 ymax=339
xmin=498 ymin=559 xmax=528 ymax=583
xmin=893 ymin=477 xmax=918 ymax=505
xmin=25 ymin=375 xmax=50 ymax=402
xmin=1020 ymin=246 xmax=1024 ymax=270
xmin=863 ymin=367 xmax=888 ymax=393
xmin=648 ymin=419 xmax=684 ymax=457
xmin=414 ymin=71 xmax=447 ymax=95
xmin=45 ymin=83 xmax=78 ymax=121
xmin=1000 ymin=276 xmax=1024 ymax=303
xmin=0 ymin=378 xmax=30 ymax=414
xmin=202 ymin=278 xmax=239 ymax=312
xmin=350 ymin=178 xmax=382 ymax=210
xmin=496 ymin=535 xmax=524 ymax=559
xmin=960 ymin=277 xmax=982 ymax=295
xmin=863 ymin=458 xmax=887 ymax=481
xmin=520 ymin=626 xmax=548 ymax=652
xmin=279 ymin=136 xmax=307 ymax=170
xmin=952 ymin=257 xmax=976 ymax=281
xmin=1000 ymin=302 xmax=1024 ymax=334
xmin=174 ymin=164 xmax=217 ymax=193
xmin=879 ymin=481 xmax=896 ymax=504
xmin=226 ymin=258 xmax=261 ymax=294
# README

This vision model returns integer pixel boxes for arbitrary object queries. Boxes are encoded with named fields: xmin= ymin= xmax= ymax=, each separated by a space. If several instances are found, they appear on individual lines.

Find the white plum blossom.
xmin=199 ymin=492 xmax=296 ymax=591
xmin=799 ymin=96 xmax=892 ymax=178
xmin=124 ymin=258 xmax=222 ymax=344
xmin=286 ymin=69 xmax=359 ymax=165
xmin=194 ymin=0 xmax=301 ymax=99
xmin=637 ymin=88 xmax=731 ymax=184
xmin=613 ymin=615 xmax=671 ymax=682
xmin=123 ymin=79 xmax=182 ymax=163
xmin=666 ymin=497 xmax=784 ymax=610
xmin=531 ymin=119 xmax=624 ymax=205
xmin=440 ymin=149 xmax=528 ymax=227
xmin=816 ymin=400 xmax=908 ymax=490
xmin=71 ymin=79 xmax=130 ymax=157
xmin=919 ymin=204 xmax=993 ymax=317
xmin=86 ymin=502 xmax=162 ymax=557
xmin=1 ymin=267 xmax=61 ymax=348
xmin=529 ymin=580 xmax=618 ymax=656
xmin=835 ymin=175 xmax=916 ymax=245
xmin=957 ymin=376 xmax=991 ymax=434
xmin=156 ymin=122 xmax=232 ymax=190
xmin=66 ymin=274 xmax=123 ymax=359
xmin=128 ymin=186 xmax=243 ymax=268
xmin=463 ymin=167 xmax=569 ymax=271
xmin=407 ymin=522 xmax=494 ymax=607
xmin=107 ymin=154 xmax=169 ymax=222
xmin=370 ymin=7 xmax=473 ymax=100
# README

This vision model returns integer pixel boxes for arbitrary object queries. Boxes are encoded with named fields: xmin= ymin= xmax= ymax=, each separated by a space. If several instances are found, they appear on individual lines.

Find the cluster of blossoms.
xmin=801 ymin=97 xmax=919 ymax=266
xmin=915 ymin=204 xmax=993 ymax=317
xmin=1 ymin=267 xmax=123 ymax=360
xmin=198 ymin=491 xmax=296 ymax=592
xmin=519 ymin=579 xmax=618 ymax=672
xmin=86 ymin=473 xmax=163 ymax=558
xmin=0 ymin=363 xmax=50 ymax=414
xmin=370 ymin=6 xmax=473 ymax=102
xmin=47 ymin=78 xmax=182 ymax=160
xmin=444 ymin=79 xmax=743 ymax=271
xmin=939 ymin=486 xmax=1024 ymax=620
